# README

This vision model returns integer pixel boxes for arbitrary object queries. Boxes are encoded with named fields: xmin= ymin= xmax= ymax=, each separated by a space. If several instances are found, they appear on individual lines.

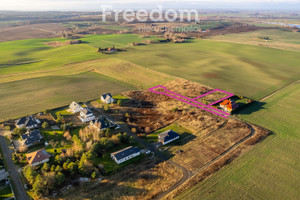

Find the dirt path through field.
xmin=260 ymin=79 xmax=299 ymax=101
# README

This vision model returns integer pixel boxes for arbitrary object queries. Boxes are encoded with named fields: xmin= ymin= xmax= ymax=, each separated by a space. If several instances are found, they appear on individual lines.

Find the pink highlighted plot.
xmin=148 ymin=85 xmax=234 ymax=119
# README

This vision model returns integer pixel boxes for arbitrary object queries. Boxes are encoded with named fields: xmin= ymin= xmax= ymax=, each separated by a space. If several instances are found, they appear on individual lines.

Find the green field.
xmin=116 ymin=39 xmax=300 ymax=99
xmin=175 ymin=82 xmax=300 ymax=200
xmin=0 ymin=72 xmax=134 ymax=120
xmin=210 ymin=29 xmax=300 ymax=52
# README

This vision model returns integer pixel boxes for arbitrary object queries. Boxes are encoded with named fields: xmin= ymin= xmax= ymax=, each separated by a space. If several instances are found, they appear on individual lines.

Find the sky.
xmin=0 ymin=0 xmax=299 ymax=11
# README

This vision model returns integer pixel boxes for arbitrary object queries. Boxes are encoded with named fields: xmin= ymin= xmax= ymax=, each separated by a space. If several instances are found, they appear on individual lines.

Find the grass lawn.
xmin=52 ymin=106 xmax=73 ymax=117
xmin=41 ymin=130 xmax=71 ymax=154
xmin=0 ymin=185 xmax=13 ymax=199
xmin=175 ymin=82 xmax=300 ymax=200
xmin=146 ymin=123 xmax=193 ymax=143
xmin=93 ymin=144 xmax=145 ymax=174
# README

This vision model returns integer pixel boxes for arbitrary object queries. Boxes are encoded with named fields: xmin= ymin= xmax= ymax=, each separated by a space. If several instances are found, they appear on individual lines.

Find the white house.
xmin=158 ymin=130 xmax=180 ymax=145
xmin=15 ymin=116 xmax=40 ymax=129
xmin=26 ymin=149 xmax=51 ymax=167
xmin=69 ymin=101 xmax=83 ymax=113
xmin=101 ymin=93 xmax=114 ymax=104
xmin=79 ymin=108 xmax=95 ymax=123
xmin=111 ymin=146 xmax=140 ymax=164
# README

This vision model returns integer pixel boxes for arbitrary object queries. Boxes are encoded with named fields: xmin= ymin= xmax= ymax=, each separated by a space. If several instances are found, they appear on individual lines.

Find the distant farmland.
xmin=116 ymin=39 xmax=300 ymax=99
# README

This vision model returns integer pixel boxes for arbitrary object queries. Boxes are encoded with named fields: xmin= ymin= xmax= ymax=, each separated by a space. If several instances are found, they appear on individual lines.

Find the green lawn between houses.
xmin=146 ymin=123 xmax=193 ymax=143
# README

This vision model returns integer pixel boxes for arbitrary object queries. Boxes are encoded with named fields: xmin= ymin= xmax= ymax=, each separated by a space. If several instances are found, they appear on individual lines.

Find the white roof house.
xmin=69 ymin=101 xmax=83 ymax=113
xmin=101 ymin=93 xmax=114 ymax=104
xmin=79 ymin=108 xmax=95 ymax=123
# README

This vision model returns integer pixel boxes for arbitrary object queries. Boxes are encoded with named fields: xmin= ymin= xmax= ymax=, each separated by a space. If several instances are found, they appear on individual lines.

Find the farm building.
xmin=69 ymin=101 xmax=83 ymax=113
xmin=111 ymin=146 xmax=140 ymax=164
xmin=90 ymin=117 xmax=115 ymax=131
xmin=21 ymin=129 xmax=43 ymax=147
xmin=26 ymin=149 xmax=51 ymax=166
xmin=15 ymin=116 xmax=40 ymax=129
xmin=158 ymin=130 xmax=180 ymax=145
xmin=79 ymin=108 xmax=95 ymax=123
xmin=101 ymin=93 xmax=114 ymax=104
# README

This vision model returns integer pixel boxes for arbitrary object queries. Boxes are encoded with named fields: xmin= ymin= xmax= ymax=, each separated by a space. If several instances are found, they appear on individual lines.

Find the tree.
xmin=32 ymin=175 xmax=45 ymax=196
xmin=103 ymin=104 xmax=110 ymax=112
xmin=18 ymin=144 xmax=28 ymax=153
xmin=67 ymin=162 xmax=78 ymax=174
xmin=91 ymin=171 xmax=97 ymax=179
xmin=55 ymin=165 xmax=62 ymax=173
xmin=41 ymin=121 xmax=49 ymax=129
xmin=23 ymin=165 xmax=37 ymax=185
xmin=117 ymin=99 xmax=122 ymax=107
xmin=50 ymin=165 xmax=55 ymax=172
xmin=105 ymin=129 xmax=112 ymax=138
xmin=55 ymin=172 xmax=65 ymax=186
xmin=41 ymin=163 xmax=50 ymax=173
xmin=13 ymin=127 xmax=26 ymax=136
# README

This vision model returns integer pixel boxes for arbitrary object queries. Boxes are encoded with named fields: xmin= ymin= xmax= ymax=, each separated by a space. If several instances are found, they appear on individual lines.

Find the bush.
xmin=42 ymin=121 xmax=49 ymax=129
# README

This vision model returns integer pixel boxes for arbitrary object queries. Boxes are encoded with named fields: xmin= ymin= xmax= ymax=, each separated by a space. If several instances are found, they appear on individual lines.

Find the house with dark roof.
xmin=21 ymin=129 xmax=43 ymax=147
xmin=101 ymin=93 xmax=114 ymax=104
xmin=69 ymin=101 xmax=83 ymax=113
xmin=111 ymin=146 xmax=140 ymax=164
xmin=15 ymin=116 xmax=40 ymax=129
xmin=158 ymin=130 xmax=180 ymax=145
xmin=26 ymin=149 xmax=51 ymax=166
xmin=90 ymin=117 xmax=115 ymax=131
xmin=79 ymin=107 xmax=95 ymax=123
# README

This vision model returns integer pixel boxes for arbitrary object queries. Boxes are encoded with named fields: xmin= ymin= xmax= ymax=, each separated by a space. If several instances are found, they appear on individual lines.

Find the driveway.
xmin=0 ymin=132 xmax=29 ymax=200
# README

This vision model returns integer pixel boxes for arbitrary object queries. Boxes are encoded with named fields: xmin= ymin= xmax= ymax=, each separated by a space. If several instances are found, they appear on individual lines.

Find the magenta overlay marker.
xmin=148 ymin=85 xmax=234 ymax=119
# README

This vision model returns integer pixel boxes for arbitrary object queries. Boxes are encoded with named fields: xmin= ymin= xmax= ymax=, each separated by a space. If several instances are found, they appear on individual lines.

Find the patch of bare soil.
xmin=0 ymin=23 xmax=67 ymax=42
xmin=173 ymin=119 xmax=251 ymax=171
xmin=119 ymin=79 xmax=227 ymax=134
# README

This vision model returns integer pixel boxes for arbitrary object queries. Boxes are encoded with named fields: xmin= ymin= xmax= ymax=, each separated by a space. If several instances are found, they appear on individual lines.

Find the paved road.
xmin=0 ymin=134 xmax=29 ymax=200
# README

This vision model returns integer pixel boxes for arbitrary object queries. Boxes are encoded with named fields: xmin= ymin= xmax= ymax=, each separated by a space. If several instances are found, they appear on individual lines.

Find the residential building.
xmin=69 ymin=101 xmax=83 ymax=113
xmin=111 ymin=146 xmax=140 ymax=164
xmin=79 ymin=108 xmax=95 ymax=123
xmin=158 ymin=129 xmax=180 ymax=145
xmin=15 ymin=116 xmax=40 ymax=129
xmin=219 ymin=99 xmax=239 ymax=113
xmin=21 ymin=129 xmax=43 ymax=147
xmin=101 ymin=93 xmax=114 ymax=104
xmin=90 ymin=117 xmax=115 ymax=131
xmin=26 ymin=149 xmax=51 ymax=166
